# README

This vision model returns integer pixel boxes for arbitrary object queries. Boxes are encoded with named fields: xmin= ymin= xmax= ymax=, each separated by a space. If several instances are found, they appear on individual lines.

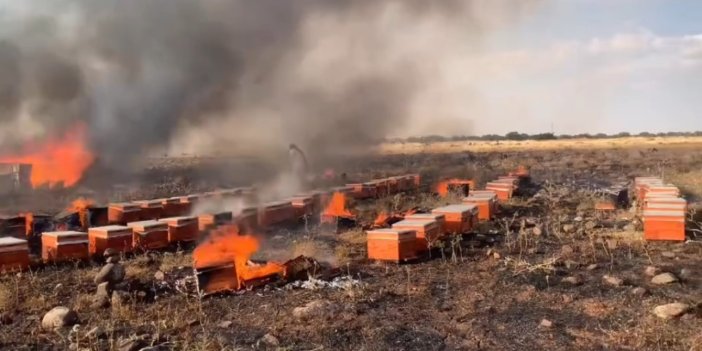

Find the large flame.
xmin=193 ymin=225 xmax=285 ymax=290
xmin=0 ymin=124 xmax=94 ymax=188
xmin=67 ymin=197 xmax=95 ymax=229
xmin=321 ymin=192 xmax=354 ymax=223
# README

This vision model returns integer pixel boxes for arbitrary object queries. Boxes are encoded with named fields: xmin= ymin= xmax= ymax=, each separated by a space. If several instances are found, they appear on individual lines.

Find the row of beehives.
xmin=634 ymin=176 xmax=687 ymax=241
xmin=0 ymin=174 xmax=422 ymax=273
xmin=367 ymin=172 xmax=527 ymax=262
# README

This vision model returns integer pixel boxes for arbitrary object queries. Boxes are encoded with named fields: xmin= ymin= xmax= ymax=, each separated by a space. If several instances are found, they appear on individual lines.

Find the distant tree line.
xmin=386 ymin=131 xmax=702 ymax=144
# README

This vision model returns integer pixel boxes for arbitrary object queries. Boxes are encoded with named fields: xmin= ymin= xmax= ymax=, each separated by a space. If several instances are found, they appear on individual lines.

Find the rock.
xmin=54 ymin=283 xmax=63 ymax=291
xmin=539 ymin=319 xmax=553 ymax=328
xmin=563 ymin=260 xmax=579 ymax=269
xmin=492 ymin=252 xmax=501 ymax=260
xmin=93 ymin=282 xmax=113 ymax=308
xmin=631 ymin=287 xmax=648 ymax=297
xmin=661 ymin=251 xmax=676 ymax=258
xmin=586 ymin=264 xmax=599 ymax=271
xmin=292 ymin=300 xmax=337 ymax=320
xmin=562 ymin=276 xmax=583 ymax=286
xmin=259 ymin=333 xmax=280 ymax=347
xmin=623 ymin=223 xmax=636 ymax=232
xmin=651 ymin=273 xmax=678 ymax=285
xmin=41 ymin=307 xmax=79 ymax=330
xmin=653 ymin=303 xmax=690 ymax=320
xmin=679 ymin=268 xmax=693 ymax=280
xmin=218 ymin=321 xmax=233 ymax=328
xmin=532 ymin=227 xmax=542 ymax=236
xmin=95 ymin=263 xmax=125 ymax=285
xmin=602 ymin=275 xmax=624 ymax=287
xmin=153 ymin=271 xmax=165 ymax=281
xmin=562 ymin=224 xmax=575 ymax=234
xmin=644 ymin=266 xmax=661 ymax=277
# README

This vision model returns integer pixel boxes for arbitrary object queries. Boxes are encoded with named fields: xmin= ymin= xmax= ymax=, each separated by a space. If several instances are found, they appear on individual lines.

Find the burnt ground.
xmin=2 ymin=143 xmax=702 ymax=350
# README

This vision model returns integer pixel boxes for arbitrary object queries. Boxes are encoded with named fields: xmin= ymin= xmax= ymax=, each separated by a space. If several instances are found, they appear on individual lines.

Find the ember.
xmin=0 ymin=124 xmax=94 ymax=188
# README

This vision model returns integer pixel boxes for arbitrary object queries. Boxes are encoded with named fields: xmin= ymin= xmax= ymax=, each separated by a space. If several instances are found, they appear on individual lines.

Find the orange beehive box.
xmin=431 ymin=205 xmax=477 ymax=234
xmin=641 ymin=184 xmax=678 ymax=201
xmin=198 ymin=211 xmax=233 ymax=232
xmin=177 ymin=194 xmax=200 ymax=205
xmin=195 ymin=264 xmax=238 ymax=295
xmin=132 ymin=200 xmax=164 ymax=221
xmin=404 ymin=213 xmax=447 ymax=234
xmin=160 ymin=198 xmax=192 ymax=218
xmin=392 ymin=219 xmax=441 ymax=252
xmin=366 ymin=179 xmax=389 ymax=198
xmin=234 ymin=208 xmax=258 ymax=235
xmin=462 ymin=195 xmax=496 ymax=221
xmin=258 ymin=201 xmax=295 ymax=227
xmin=436 ymin=179 xmax=475 ymax=197
xmin=160 ymin=216 xmax=199 ymax=243
xmin=289 ymin=196 xmax=315 ymax=217
xmin=644 ymin=199 xmax=687 ymax=212
xmin=0 ymin=237 xmax=30 ymax=272
xmin=407 ymin=173 xmax=421 ymax=189
xmin=634 ymin=177 xmax=663 ymax=201
xmin=88 ymin=225 xmax=134 ymax=256
xmin=346 ymin=183 xmax=377 ymax=199
xmin=389 ymin=175 xmax=413 ymax=192
xmin=108 ymin=203 xmax=142 ymax=225
xmin=128 ymin=220 xmax=170 ymax=250
xmin=366 ymin=228 xmax=418 ymax=262
xmin=643 ymin=210 xmax=685 ymax=241
xmin=41 ymin=231 xmax=89 ymax=263
xmin=485 ymin=182 xmax=513 ymax=201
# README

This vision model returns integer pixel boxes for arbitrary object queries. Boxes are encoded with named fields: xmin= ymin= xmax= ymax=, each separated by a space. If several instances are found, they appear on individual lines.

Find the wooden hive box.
xmin=108 ymin=203 xmax=142 ymax=225
xmin=234 ymin=209 xmax=258 ymax=235
xmin=392 ymin=219 xmax=441 ymax=253
xmin=258 ymin=201 xmax=295 ymax=228
xmin=198 ymin=211 xmax=233 ymax=232
xmin=346 ymin=183 xmax=377 ymax=199
xmin=177 ymin=194 xmax=200 ymax=205
xmin=160 ymin=198 xmax=192 ymax=218
xmin=132 ymin=200 xmax=164 ymax=221
xmin=0 ymin=237 xmax=29 ymax=272
xmin=195 ymin=264 xmax=238 ymax=296
xmin=634 ymin=177 xmax=663 ymax=201
xmin=485 ymin=182 xmax=513 ymax=201
xmin=407 ymin=173 xmax=421 ymax=189
xmin=160 ymin=216 xmax=199 ymax=243
xmin=404 ymin=213 xmax=447 ymax=234
xmin=642 ymin=210 xmax=685 ymax=241
xmin=462 ymin=195 xmax=496 ymax=221
xmin=41 ymin=231 xmax=89 ymax=263
xmin=367 ymin=179 xmax=389 ymax=198
xmin=366 ymin=228 xmax=417 ymax=262
xmin=431 ymin=205 xmax=477 ymax=234
xmin=88 ymin=225 xmax=134 ymax=256
xmin=289 ymin=195 xmax=315 ymax=217
xmin=128 ymin=220 xmax=169 ymax=250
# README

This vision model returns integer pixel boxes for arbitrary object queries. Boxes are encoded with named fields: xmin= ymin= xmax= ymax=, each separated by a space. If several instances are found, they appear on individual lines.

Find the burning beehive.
xmin=366 ymin=228 xmax=417 ymax=262
xmin=160 ymin=216 xmax=199 ymax=243
xmin=193 ymin=226 xmax=285 ymax=294
xmin=320 ymin=192 xmax=356 ymax=224
xmin=88 ymin=225 xmax=134 ymax=256
xmin=0 ymin=237 xmax=30 ymax=272
xmin=127 ymin=220 xmax=170 ymax=250
xmin=391 ymin=219 xmax=441 ymax=253
xmin=289 ymin=195 xmax=315 ymax=218
xmin=133 ymin=200 xmax=165 ymax=221
xmin=365 ymin=179 xmax=389 ymax=198
xmin=41 ymin=231 xmax=89 ymax=263
xmin=436 ymin=179 xmax=475 ymax=197
xmin=108 ymin=203 xmax=142 ymax=225
xmin=431 ymin=204 xmax=477 ymax=234
xmin=198 ymin=211 xmax=233 ymax=232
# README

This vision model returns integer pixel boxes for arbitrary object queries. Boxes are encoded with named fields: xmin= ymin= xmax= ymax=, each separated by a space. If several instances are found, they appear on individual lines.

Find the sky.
xmin=454 ymin=0 xmax=702 ymax=135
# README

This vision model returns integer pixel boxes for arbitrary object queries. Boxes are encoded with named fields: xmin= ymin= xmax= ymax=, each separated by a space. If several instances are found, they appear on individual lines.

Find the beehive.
xmin=346 ymin=183 xmax=377 ymax=199
xmin=160 ymin=216 xmax=199 ymax=243
xmin=0 ymin=237 xmax=29 ymax=272
xmin=642 ymin=210 xmax=685 ymax=241
xmin=108 ymin=203 xmax=142 ymax=225
xmin=88 ymin=225 xmax=134 ymax=256
xmin=392 ymin=219 xmax=441 ymax=253
xmin=177 ymin=194 xmax=200 ymax=205
xmin=160 ymin=198 xmax=192 ymax=218
xmin=366 ymin=179 xmax=389 ymax=198
xmin=431 ymin=205 xmax=477 ymax=234
xmin=485 ymin=182 xmax=513 ymax=201
xmin=128 ymin=220 xmax=169 ymax=250
xmin=289 ymin=195 xmax=315 ymax=217
xmin=234 ymin=209 xmax=258 ymax=235
xmin=133 ymin=200 xmax=164 ymax=221
xmin=436 ymin=179 xmax=474 ymax=197
xmin=258 ymin=201 xmax=295 ymax=227
xmin=195 ymin=264 xmax=238 ymax=295
xmin=404 ymin=213 xmax=447 ymax=234
xmin=462 ymin=194 xmax=496 ymax=221
xmin=366 ymin=229 xmax=417 ymax=262
xmin=41 ymin=231 xmax=89 ymax=263
xmin=643 ymin=184 xmax=679 ymax=199
xmin=198 ymin=211 xmax=233 ymax=232
xmin=407 ymin=173 xmax=421 ymax=189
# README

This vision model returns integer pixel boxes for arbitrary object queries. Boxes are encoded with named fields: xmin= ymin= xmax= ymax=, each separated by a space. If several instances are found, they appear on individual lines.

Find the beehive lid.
xmin=200 ymin=211 xmax=233 ymax=220
xmin=156 ymin=198 xmax=180 ymax=204
xmin=0 ymin=236 xmax=27 ymax=247
xmin=160 ymin=216 xmax=197 ymax=225
xmin=178 ymin=195 xmax=200 ymax=203
xmin=646 ymin=197 xmax=686 ymax=203
xmin=91 ymin=225 xmax=131 ymax=232
xmin=432 ymin=204 xmax=476 ymax=215
xmin=109 ymin=203 xmax=140 ymax=211
xmin=643 ymin=210 xmax=685 ymax=218
xmin=405 ymin=213 xmax=446 ymax=221
xmin=645 ymin=203 xmax=687 ymax=209
xmin=463 ymin=196 xmax=492 ymax=202
xmin=367 ymin=228 xmax=416 ymax=240
xmin=331 ymin=186 xmax=353 ymax=193
xmin=264 ymin=201 xmax=292 ymax=209
xmin=133 ymin=200 xmax=163 ymax=208
xmin=42 ymin=231 xmax=88 ymax=240
xmin=392 ymin=219 xmax=438 ymax=229
xmin=127 ymin=220 xmax=167 ymax=230
xmin=486 ymin=182 xmax=513 ymax=188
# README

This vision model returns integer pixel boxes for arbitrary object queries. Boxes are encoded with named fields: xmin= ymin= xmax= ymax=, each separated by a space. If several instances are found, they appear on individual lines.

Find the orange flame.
xmin=193 ymin=225 xmax=285 ymax=290
xmin=20 ymin=212 xmax=34 ymax=238
xmin=321 ymin=192 xmax=354 ymax=222
xmin=0 ymin=124 xmax=95 ymax=188
xmin=67 ymin=197 xmax=95 ymax=229
xmin=373 ymin=211 xmax=389 ymax=227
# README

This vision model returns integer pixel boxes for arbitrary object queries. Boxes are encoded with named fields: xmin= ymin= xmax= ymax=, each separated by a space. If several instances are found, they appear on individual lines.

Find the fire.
xmin=371 ymin=207 xmax=418 ymax=228
xmin=68 ymin=197 xmax=95 ymax=229
xmin=20 ymin=212 xmax=33 ymax=237
xmin=373 ymin=211 xmax=389 ymax=227
xmin=0 ymin=124 xmax=94 ymax=188
xmin=321 ymin=192 xmax=354 ymax=223
xmin=193 ymin=225 xmax=285 ymax=290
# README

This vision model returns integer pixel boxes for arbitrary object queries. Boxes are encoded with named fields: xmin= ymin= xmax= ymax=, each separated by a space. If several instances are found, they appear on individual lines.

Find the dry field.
xmin=1 ymin=136 xmax=702 ymax=351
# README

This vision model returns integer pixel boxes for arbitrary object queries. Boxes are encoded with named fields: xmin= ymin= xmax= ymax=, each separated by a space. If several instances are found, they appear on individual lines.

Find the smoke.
xmin=0 ymin=0 xmax=545 ymax=167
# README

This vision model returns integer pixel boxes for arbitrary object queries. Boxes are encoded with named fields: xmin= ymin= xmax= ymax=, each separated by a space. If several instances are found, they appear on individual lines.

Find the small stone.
xmin=623 ymin=223 xmax=636 ymax=231
xmin=153 ymin=271 xmax=165 ymax=281
xmin=41 ymin=307 xmax=79 ymax=330
xmin=679 ymin=268 xmax=693 ymax=280
xmin=602 ymin=275 xmax=624 ymax=287
xmin=562 ymin=276 xmax=583 ymax=286
xmin=94 ymin=263 xmax=125 ymax=285
xmin=562 ymin=225 xmax=575 ymax=234
xmin=586 ymin=264 xmax=599 ymax=271
xmin=292 ymin=300 xmax=336 ymax=320
xmin=661 ymin=251 xmax=676 ymax=258
xmin=539 ymin=319 xmax=553 ymax=328
xmin=631 ymin=287 xmax=647 ymax=297
xmin=644 ymin=266 xmax=661 ymax=277
xmin=492 ymin=252 xmax=501 ymax=260
xmin=532 ymin=227 xmax=542 ymax=236
xmin=651 ymin=273 xmax=678 ymax=285
xmin=218 ymin=321 xmax=233 ymax=328
xmin=259 ymin=333 xmax=280 ymax=346
xmin=54 ymin=283 xmax=63 ymax=291
xmin=653 ymin=303 xmax=689 ymax=320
